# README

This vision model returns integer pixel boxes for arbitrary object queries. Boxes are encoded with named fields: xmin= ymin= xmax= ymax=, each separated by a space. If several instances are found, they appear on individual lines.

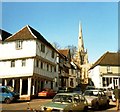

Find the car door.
xmin=79 ymin=95 xmax=87 ymax=109
xmin=101 ymin=91 xmax=108 ymax=105
xmin=99 ymin=91 xmax=106 ymax=106
xmin=72 ymin=95 xmax=82 ymax=111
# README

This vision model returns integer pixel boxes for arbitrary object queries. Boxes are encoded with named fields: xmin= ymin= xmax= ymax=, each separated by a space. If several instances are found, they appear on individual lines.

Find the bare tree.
xmin=65 ymin=45 xmax=77 ymax=58
xmin=52 ymin=42 xmax=61 ymax=49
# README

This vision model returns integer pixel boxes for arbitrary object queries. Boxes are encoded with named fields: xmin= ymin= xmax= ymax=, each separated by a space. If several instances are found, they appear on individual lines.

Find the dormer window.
xmin=16 ymin=40 xmax=23 ymax=50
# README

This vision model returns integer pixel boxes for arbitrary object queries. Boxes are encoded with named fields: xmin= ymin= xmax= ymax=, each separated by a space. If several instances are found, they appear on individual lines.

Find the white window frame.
xmin=11 ymin=60 xmax=15 ymax=67
xmin=22 ymin=59 xmax=26 ymax=67
xmin=16 ymin=40 xmax=23 ymax=50
xmin=107 ymin=66 xmax=112 ymax=73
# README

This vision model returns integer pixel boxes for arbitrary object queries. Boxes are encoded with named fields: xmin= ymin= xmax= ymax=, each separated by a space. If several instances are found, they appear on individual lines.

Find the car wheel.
xmin=5 ymin=98 xmax=11 ymax=104
xmin=68 ymin=110 xmax=73 ymax=112
xmin=94 ymin=102 xmax=99 ymax=110
xmin=83 ymin=106 xmax=88 ymax=112
xmin=106 ymin=100 xmax=109 ymax=108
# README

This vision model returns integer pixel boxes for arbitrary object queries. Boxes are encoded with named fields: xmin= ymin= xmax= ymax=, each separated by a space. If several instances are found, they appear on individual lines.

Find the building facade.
xmin=0 ymin=25 xmax=59 ymax=100
xmin=89 ymin=52 xmax=120 ymax=89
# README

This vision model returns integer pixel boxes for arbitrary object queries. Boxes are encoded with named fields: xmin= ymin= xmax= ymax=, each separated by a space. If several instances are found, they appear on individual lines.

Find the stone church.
xmin=73 ymin=23 xmax=91 ymax=84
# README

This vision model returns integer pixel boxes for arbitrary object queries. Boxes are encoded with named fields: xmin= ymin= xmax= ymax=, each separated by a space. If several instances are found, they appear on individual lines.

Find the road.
xmin=0 ymin=99 xmax=119 ymax=112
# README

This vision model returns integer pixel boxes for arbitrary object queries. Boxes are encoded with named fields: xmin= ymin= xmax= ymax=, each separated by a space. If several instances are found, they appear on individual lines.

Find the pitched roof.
xmin=58 ymin=49 xmax=70 ymax=57
xmin=90 ymin=51 xmax=120 ymax=69
xmin=4 ymin=25 xmax=58 ymax=52
xmin=0 ymin=29 xmax=12 ymax=41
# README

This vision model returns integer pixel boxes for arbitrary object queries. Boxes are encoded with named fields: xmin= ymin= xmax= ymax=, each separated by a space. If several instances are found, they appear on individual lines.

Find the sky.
xmin=1 ymin=2 xmax=118 ymax=63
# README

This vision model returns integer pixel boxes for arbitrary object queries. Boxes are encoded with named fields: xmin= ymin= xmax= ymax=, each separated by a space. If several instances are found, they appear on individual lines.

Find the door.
xmin=113 ymin=78 xmax=119 ymax=88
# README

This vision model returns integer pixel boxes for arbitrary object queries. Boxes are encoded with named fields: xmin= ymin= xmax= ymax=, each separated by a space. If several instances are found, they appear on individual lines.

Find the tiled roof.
xmin=4 ymin=25 xmax=58 ymax=52
xmin=58 ymin=49 xmax=70 ymax=57
xmin=0 ymin=29 xmax=12 ymax=41
xmin=90 ymin=51 xmax=120 ymax=69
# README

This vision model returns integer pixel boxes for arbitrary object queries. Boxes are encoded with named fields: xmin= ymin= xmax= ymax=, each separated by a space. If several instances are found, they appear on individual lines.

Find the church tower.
xmin=74 ymin=22 xmax=89 ymax=84
xmin=78 ymin=22 xmax=84 ymax=53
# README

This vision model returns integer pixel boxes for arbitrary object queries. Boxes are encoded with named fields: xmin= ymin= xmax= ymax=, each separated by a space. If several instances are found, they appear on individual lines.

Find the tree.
xmin=65 ymin=45 xmax=77 ymax=58
xmin=52 ymin=42 xmax=61 ymax=49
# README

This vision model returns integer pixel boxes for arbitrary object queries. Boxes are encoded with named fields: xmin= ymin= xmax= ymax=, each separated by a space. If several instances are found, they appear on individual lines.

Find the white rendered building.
xmin=0 ymin=25 xmax=59 ymax=100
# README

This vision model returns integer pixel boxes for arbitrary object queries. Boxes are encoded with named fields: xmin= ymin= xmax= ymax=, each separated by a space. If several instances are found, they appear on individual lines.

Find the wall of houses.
xmin=0 ymin=40 xmax=36 ymax=78
xmin=89 ymin=65 xmax=120 ymax=89
xmin=69 ymin=69 xmax=77 ymax=88
xmin=88 ymin=66 xmax=101 ymax=88
xmin=100 ymin=66 xmax=119 ymax=74
xmin=0 ymin=38 xmax=59 ymax=100
xmin=1 ymin=40 xmax=36 ymax=59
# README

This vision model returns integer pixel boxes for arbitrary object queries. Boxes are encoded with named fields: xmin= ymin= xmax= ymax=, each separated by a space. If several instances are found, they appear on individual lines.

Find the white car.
xmin=96 ymin=87 xmax=113 ymax=99
xmin=83 ymin=89 xmax=110 ymax=110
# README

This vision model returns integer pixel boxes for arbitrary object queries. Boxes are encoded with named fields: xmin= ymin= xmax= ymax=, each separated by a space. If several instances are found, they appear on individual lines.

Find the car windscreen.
xmin=52 ymin=95 xmax=73 ymax=103
xmin=84 ymin=91 xmax=98 ymax=96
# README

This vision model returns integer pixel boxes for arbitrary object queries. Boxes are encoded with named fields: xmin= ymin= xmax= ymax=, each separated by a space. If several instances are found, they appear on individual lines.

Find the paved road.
xmin=0 ymin=99 xmax=119 ymax=112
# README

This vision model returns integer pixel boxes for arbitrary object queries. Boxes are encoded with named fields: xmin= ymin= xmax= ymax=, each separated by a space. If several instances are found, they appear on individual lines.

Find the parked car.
xmin=39 ymin=93 xmax=88 ymax=112
xmin=0 ymin=86 xmax=19 ymax=104
xmin=96 ymin=87 xmax=113 ymax=99
xmin=73 ymin=86 xmax=82 ymax=94
xmin=57 ymin=87 xmax=74 ymax=93
xmin=38 ymin=88 xmax=56 ymax=98
xmin=83 ymin=89 xmax=110 ymax=110
xmin=85 ymin=86 xmax=95 ymax=90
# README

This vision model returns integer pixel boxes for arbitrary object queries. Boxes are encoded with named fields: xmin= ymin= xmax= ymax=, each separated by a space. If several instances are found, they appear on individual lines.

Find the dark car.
xmin=73 ymin=86 xmax=82 ymax=94
xmin=57 ymin=87 xmax=74 ymax=93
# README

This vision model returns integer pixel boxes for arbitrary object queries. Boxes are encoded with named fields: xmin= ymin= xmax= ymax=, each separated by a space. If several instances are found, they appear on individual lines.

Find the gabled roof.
xmin=90 ymin=51 xmax=120 ymax=69
xmin=58 ymin=49 xmax=70 ymax=57
xmin=0 ymin=29 xmax=12 ymax=41
xmin=4 ymin=25 xmax=58 ymax=53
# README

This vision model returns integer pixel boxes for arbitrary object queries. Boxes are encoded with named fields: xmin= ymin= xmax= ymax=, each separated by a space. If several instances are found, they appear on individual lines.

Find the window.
xmin=41 ymin=44 xmax=45 ymax=53
xmin=54 ymin=66 xmax=56 ymax=72
xmin=47 ymin=64 xmax=49 ymax=71
xmin=11 ymin=60 xmax=15 ymax=67
xmin=22 ymin=59 xmax=26 ymax=67
xmin=51 ymin=65 xmax=52 ymax=72
xmin=51 ymin=50 xmax=55 ymax=58
xmin=16 ymin=40 xmax=23 ymax=50
xmin=36 ymin=60 xmax=39 ymax=67
xmin=107 ymin=66 xmax=112 ymax=73
xmin=41 ymin=62 xmax=43 ymax=69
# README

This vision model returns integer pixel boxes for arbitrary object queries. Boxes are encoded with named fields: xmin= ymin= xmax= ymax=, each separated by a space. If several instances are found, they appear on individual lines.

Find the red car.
xmin=38 ymin=88 xmax=56 ymax=98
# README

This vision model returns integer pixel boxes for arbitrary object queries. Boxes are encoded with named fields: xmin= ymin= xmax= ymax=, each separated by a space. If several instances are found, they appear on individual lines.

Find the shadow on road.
xmin=87 ymin=104 xmax=116 ymax=112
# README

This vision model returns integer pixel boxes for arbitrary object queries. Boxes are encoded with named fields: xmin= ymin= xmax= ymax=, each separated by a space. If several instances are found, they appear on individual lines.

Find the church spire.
xmin=78 ymin=22 xmax=84 ymax=52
